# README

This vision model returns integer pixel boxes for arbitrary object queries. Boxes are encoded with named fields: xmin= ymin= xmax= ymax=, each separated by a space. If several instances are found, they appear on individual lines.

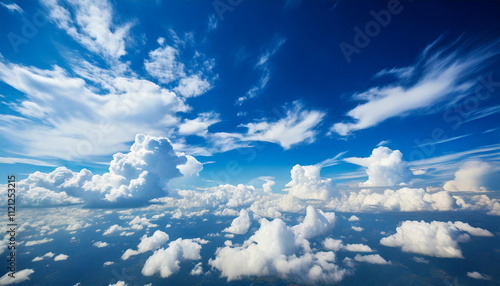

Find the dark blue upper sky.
xmin=0 ymin=0 xmax=499 ymax=191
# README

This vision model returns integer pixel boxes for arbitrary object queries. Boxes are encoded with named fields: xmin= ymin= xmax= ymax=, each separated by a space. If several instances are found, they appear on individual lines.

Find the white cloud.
xmin=190 ymin=262 xmax=203 ymax=275
xmin=103 ymin=224 xmax=128 ymax=236
xmin=259 ymin=176 xmax=275 ymax=192
xmin=0 ymin=269 xmax=34 ymax=285
xmin=141 ymin=238 xmax=203 ymax=278
xmin=292 ymin=206 xmax=336 ymax=239
xmin=174 ymin=75 xmax=211 ymax=98
xmin=25 ymin=238 xmax=54 ymax=246
xmin=178 ymin=112 xmax=220 ymax=136
xmin=351 ymin=226 xmax=363 ymax=232
xmin=240 ymin=102 xmax=325 ymax=149
xmin=144 ymin=45 xmax=185 ymax=84
xmin=333 ymin=187 xmax=458 ymax=212
xmin=332 ymin=39 xmax=499 ymax=135
xmin=93 ymin=241 xmax=109 ymax=248
xmin=54 ymin=254 xmax=69 ymax=261
xmin=348 ymin=215 xmax=360 ymax=222
xmin=343 ymin=244 xmax=373 ymax=252
xmin=354 ymin=254 xmax=390 ymax=264
xmin=223 ymin=209 xmax=251 ymax=235
xmin=41 ymin=0 xmax=132 ymax=59
xmin=32 ymin=252 xmax=56 ymax=262
xmin=108 ymin=281 xmax=127 ymax=286
xmin=380 ymin=220 xmax=493 ymax=258
xmin=467 ymin=272 xmax=491 ymax=280
xmin=0 ymin=2 xmax=23 ymax=13
xmin=285 ymin=164 xmax=337 ymax=201
xmin=210 ymin=207 xmax=349 ymax=284
xmin=18 ymin=134 xmax=188 ymax=207
xmin=443 ymin=160 xmax=491 ymax=192
xmin=345 ymin=147 xmax=412 ymax=187
xmin=323 ymin=239 xmax=373 ymax=253
xmin=103 ymin=261 xmax=114 ymax=266
xmin=0 ymin=59 xmax=189 ymax=160
xmin=122 ymin=230 xmax=169 ymax=260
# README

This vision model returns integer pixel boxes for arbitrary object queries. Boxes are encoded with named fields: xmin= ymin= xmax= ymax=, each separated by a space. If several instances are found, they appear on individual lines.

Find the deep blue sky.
xmin=0 ymin=0 xmax=499 ymax=190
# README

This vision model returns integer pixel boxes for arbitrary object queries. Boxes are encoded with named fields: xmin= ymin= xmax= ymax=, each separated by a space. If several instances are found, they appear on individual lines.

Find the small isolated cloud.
xmin=348 ymin=215 xmax=360 ymax=222
xmin=443 ymin=160 xmax=492 ymax=192
xmin=354 ymin=254 xmax=390 ymax=264
xmin=93 ymin=241 xmax=109 ymax=248
xmin=103 ymin=261 xmax=114 ymax=267
xmin=0 ymin=269 xmax=34 ymax=285
xmin=240 ymin=102 xmax=325 ymax=149
xmin=345 ymin=147 xmax=412 ymax=187
xmin=54 ymin=254 xmax=69 ymax=261
xmin=467 ymin=271 xmax=491 ymax=280
xmin=190 ymin=262 xmax=203 ymax=276
xmin=122 ymin=230 xmax=169 ymax=260
xmin=178 ymin=112 xmax=220 ymax=137
xmin=259 ymin=176 xmax=275 ymax=192
xmin=141 ymin=238 xmax=203 ymax=278
xmin=174 ymin=75 xmax=211 ymax=98
xmin=351 ymin=226 xmax=363 ymax=232
xmin=103 ymin=224 xmax=128 ymax=236
xmin=108 ymin=281 xmax=127 ymax=286
xmin=0 ymin=2 xmax=23 ymax=14
xmin=25 ymin=238 xmax=54 ymax=246
xmin=323 ymin=238 xmax=373 ymax=253
xmin=380 ymin=220 xmax=493 ymax=258
xmin=223 ymin=209 xmax=251 ymax=235
xmin=32 ymin=252 xmax=55 ymax=262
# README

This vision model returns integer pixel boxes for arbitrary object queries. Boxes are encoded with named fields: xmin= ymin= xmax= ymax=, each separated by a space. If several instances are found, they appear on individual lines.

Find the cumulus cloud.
xmin=122 ymin=230 xmax=169 ymax=260
xmin=467 ymin=272 xmax=491 ymax=280
xmin=142 ymin=238 xmax=203 ymax=278
xmin=323 ymin=239 xmax=373 ymax=253
xmin=108 ymin=281 xmax=127 ymax=286
xmin=144 ymin=44 xmax=185 ymax=84
xmin=223 ymin=209 xmax=252 ymax=235
xmin=174 ymin=75 xmax=212 ymax=98
xmin=443 ymin=161 xmax=492 ymax=192
xmin=332 ymin=38 xmax=499 ymax=135
xmin=348 ymin=215 xmax=360 ymax=222
xmin=18 ymin=134 xmax=188 ymax=207
xmin=93 ymin=241 xmax=109 ymax=248
xmin=292 ymin=206 xmax=336 ymax=239
xmin=32 ymin=252 xmax=56 ymax=262
xmin=210 ymin=207 xmax=349 ymax=284
xmin=345 ymin=147 xmax=412 ymax=187
xmin=333 ymin=187 xmax=458 ymax=212
xmin=190 ymin=262 xmax=203 ymax=275
xmin=285 ymin=164 xmax=337 ymax=201
xmin=0 ymin=269 xmax=34 ymax=285
xmin=354 ymin=254 xmax=390 ymax=264
xmin=54 ymin=254 xmax=69 ymax=261
xmin=380 ymin=220 xmax=493 ymax=258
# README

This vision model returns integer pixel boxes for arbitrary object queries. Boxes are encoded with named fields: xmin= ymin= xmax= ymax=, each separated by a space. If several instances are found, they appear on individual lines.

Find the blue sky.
xmin=1 ymin=1 xmax=500 ymax=285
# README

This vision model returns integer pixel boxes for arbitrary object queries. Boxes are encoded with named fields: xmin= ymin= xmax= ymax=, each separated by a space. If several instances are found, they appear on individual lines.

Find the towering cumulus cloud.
xmin=345 ymin=147 xmax=413 ymax=187
xmin=18 ymin=134 xmax=190 ymax=207
xmin=443 ymin=160 xmax=492 ymax=192
xmin=209 ymin=206 xmax=347 ymax=284
xmin=285 ymin=164 xmax=337 ymax=200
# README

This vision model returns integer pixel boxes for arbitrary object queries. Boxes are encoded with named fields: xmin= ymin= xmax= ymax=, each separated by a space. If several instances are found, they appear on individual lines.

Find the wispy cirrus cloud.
xmin=332 ymin=38 xmax=500 ymax=136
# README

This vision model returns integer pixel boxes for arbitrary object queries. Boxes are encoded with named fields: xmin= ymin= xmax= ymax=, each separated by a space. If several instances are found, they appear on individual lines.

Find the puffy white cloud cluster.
xmin=285 ymin=164 xmax=337 ymax=201
xmin=141 ymin=238 xmax=203 ymax=278
xmin=54 ymin=254 xmax=69 ymax=261
xmin=93 ymin=241 xmax=109 ymax=248
xmin=380 ymin=220 xmax=493 ymax=258
xmin=122 ymin=230 xmax=169 ymax=260
xmin=332 ymin=188 xmax=458 ymax=212
xmin=345 ymin=147 xmax=412 ymax=187
xmin=209 ymin=206 xmax=350 ymax=284
xmin=223 ymin=209 xmax=251 ymax=235
xmin=32 ymin=252 xmax=55 ymax=262
xmin=467 ymin=272 xmax=491 ymax=280
xmin=443 ymin=161 xmax=491 ymax=192
xmin=18 ymin=134 xmax=191 ymax=207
